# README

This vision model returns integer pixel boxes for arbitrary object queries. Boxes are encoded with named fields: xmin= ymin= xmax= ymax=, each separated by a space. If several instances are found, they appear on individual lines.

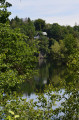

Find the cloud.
xmin=43 ymin=14 xmax=79 ymax=26
xmin=7 ymin=0 xmax=79 ymax=26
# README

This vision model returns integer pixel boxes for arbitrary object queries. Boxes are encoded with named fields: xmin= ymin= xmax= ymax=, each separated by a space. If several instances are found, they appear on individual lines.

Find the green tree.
xmin=0 ymin=0 xmax=38 ymax=89
xmin=64 ymin=34 xmax=77 ymax=56
xmin=22 ymin=18 xmax=35 ymax=39
xmin=0 ymin=23 xmax=38 ymax=89
xmin=50 ymin=40 xmax=66 ymax=60
xmin=39 ymin=35 xmax=49 ymax=56
xmin=66 ymin=25 xmax=74 ymax=34
xmin=34 ymin=18 xmax=46 ymax=31
xmin=10 ymin=17 xmax=35 ymax=39
xmin=0 ymin=0 xmax=12 ymax=23
xmin=47 ymin=23 xmax=62 ymax=41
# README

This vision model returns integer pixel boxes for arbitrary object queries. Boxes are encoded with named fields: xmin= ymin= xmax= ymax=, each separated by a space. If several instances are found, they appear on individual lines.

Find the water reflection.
xmin=0 ymin=60 xmax=79 ymax=119
xmin=21 ymin=60 xmax=67 ymax=96
xmin=21 ymin=60 xmax=79 ymax=119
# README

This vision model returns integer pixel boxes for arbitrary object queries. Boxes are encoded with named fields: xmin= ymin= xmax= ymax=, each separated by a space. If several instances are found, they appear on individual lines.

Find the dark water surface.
xmin=21 ymin=60 xmax=66 ymax=96
xmin=21 ymin=60 xmax=79 ymax=119
xmin=1 ymin=60 xmax=78 ymax=120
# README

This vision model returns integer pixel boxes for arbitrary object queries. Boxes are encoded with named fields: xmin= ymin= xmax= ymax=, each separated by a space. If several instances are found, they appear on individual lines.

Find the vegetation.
xmin=0 ymin=0 xmax=79 ymax=120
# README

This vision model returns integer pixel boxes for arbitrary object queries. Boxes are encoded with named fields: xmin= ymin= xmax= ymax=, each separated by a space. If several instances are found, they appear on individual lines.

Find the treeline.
xmin=9 ymin=17 xmax=79 ymax=62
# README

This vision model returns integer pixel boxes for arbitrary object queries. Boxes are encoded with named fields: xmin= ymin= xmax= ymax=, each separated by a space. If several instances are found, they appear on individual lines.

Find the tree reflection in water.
xmin=0 ymin=61 xmax=79 ymax=120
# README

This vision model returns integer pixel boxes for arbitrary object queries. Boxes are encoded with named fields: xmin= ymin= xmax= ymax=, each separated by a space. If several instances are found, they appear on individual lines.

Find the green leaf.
xmin=14 ymin=115 xmax=20 ymax=118
xmin=9 ymin=110 xmax=14 ymax=115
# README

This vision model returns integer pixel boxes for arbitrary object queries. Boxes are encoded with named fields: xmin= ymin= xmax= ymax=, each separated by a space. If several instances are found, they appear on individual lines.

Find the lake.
xmin=0 ymin=60 xmax=78 ymax=120
xmin=20 ymin=60 xmax=79 ymax=119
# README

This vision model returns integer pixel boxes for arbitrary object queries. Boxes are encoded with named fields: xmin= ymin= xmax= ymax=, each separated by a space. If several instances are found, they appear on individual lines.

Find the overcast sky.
xmin=7 ymin=0 xmax=79 ymax=26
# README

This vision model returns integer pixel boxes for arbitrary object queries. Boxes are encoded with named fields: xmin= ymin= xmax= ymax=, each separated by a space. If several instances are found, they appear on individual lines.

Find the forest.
xmin=9 ymin=13 xmax=79 ymax=63
xmin=0 ymin=0 xmax=79 ymax=120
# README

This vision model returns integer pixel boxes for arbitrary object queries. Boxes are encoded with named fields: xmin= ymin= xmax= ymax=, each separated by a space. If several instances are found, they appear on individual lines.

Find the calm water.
xmin=1 ymin=60 xmax=79 ymax=120
xmin=20 ymin=60 xmax=79 ymax=119
xmin=21 ymin=60 xmax=66 ymax=96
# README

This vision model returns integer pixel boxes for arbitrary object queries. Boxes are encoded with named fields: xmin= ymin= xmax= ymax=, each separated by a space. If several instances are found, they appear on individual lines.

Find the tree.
xmin=22 ymin=18 xmax=35 ymax=39
xmin=0 ymin=0 xmax=12 ymax=23
xmin=10 ymin=17 xmax=35 ymax=39
xmin=0 ymin=23 xmax=38 ymax=89
xmin=0 ymin=0 xmax=38 ymax=103
xmin=39 ymin=35 xmax=49 ymax=56
xmin=64 ymin=34 xmax=77 ymax=55
xmin=47 ymin=23 xmax=62 ymax=41
xmin=34 ymin=18 xmax=46 ymax=31
xmin=50 ymin=40 xmax=66 ymax=60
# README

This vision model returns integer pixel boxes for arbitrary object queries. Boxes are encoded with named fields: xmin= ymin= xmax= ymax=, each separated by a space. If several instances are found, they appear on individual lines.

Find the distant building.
xmin=34 ymin=32 xmax=47 ymax=39
xmin=42 ymin=32 xmax=47 ymax=36
xmin=34 ymin=35 xmax=40 ymax=39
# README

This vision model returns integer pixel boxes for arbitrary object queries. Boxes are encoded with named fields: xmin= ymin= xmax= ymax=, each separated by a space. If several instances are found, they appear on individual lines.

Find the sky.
xmin=7 ymin=0 xmax=79 ymax=26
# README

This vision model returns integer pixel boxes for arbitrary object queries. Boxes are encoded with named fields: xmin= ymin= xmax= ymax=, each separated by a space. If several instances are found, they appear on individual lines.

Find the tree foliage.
xmin=34 ymin=19 xmax=46 ymax=31
xmin=10 ymin=17 xmax=35 ymax=39
xmin=0 ymin=1 xmax=79 ymax=119
xmin=0 ymin=0 xmax=12 ymax=23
